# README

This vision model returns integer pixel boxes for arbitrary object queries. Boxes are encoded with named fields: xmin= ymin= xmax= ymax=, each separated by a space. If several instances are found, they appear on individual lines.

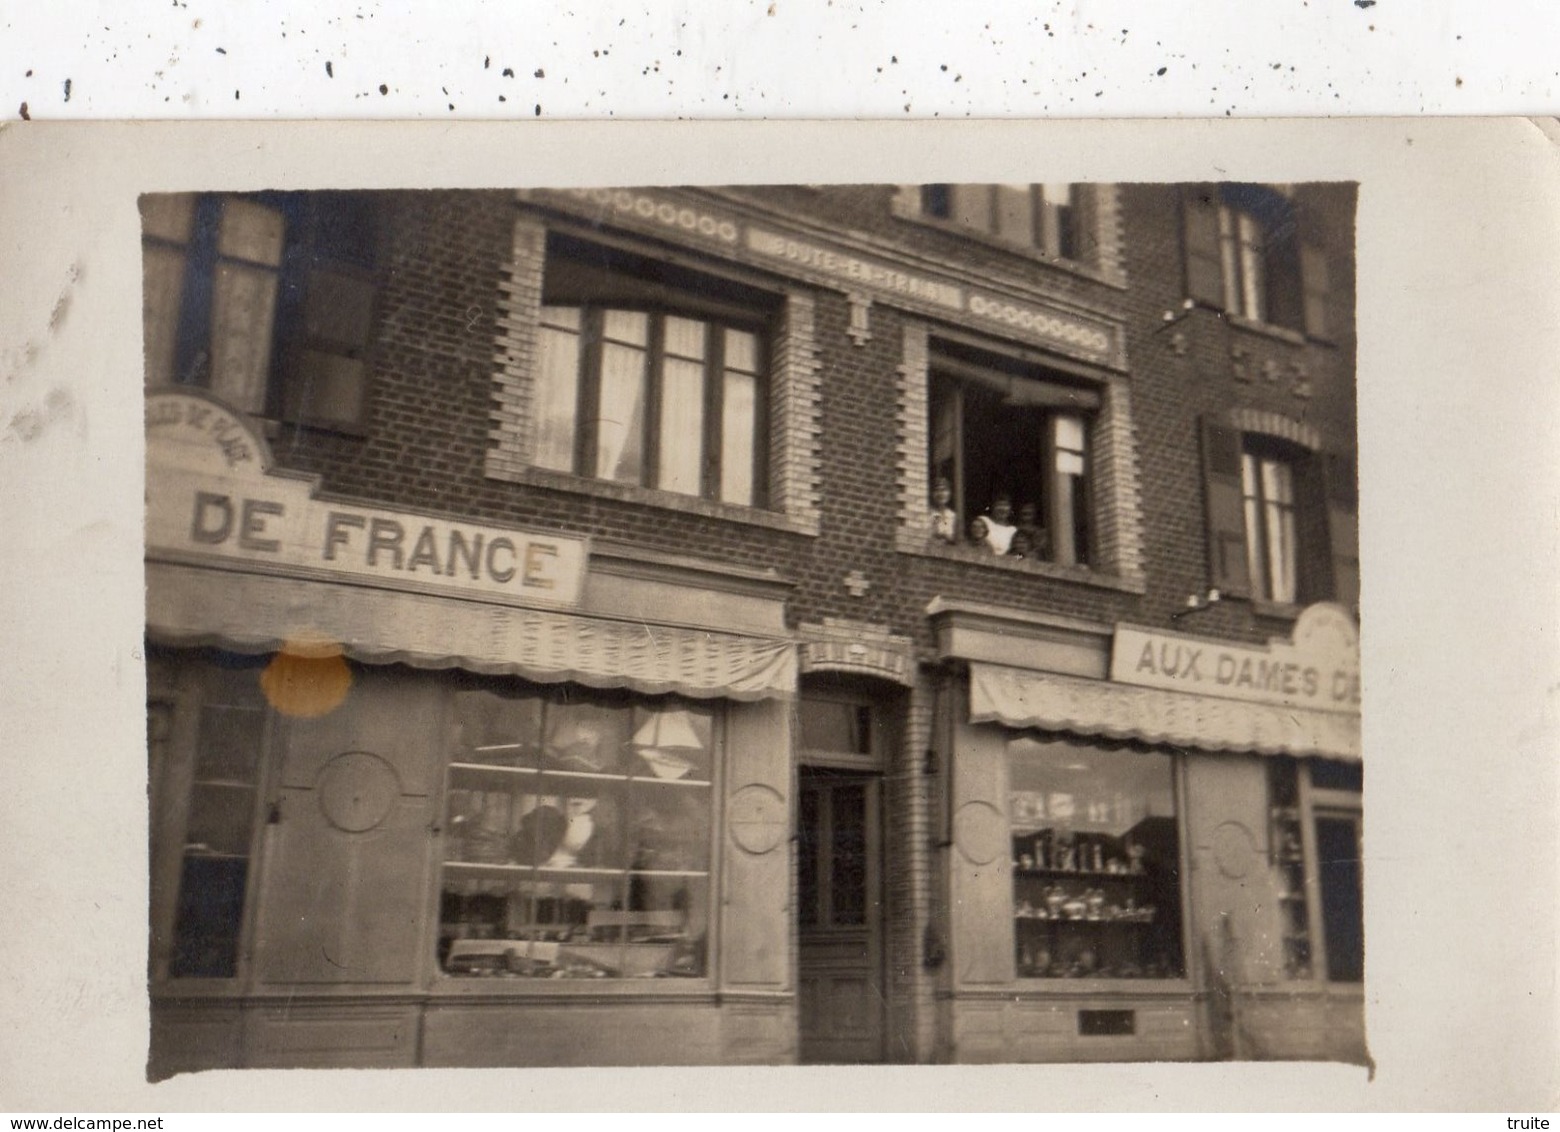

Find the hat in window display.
xmin=511 ymin=797 xmax=568 ymax=867
xmin=631 ymin=708 xmax=707 ymax=780
xmin=543 ymin=703 xmax=628 ymax=773
xmin=544 ymin=798 xmax=599 ymax=868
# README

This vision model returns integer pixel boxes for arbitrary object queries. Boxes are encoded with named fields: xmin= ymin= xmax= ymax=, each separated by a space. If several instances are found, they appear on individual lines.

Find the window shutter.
xmin=1182 ymin=187 xmax=1226 ymax=308
xmin=1200 ymin=417 xmax=1251 ymax=597
xmin=1265 ymin=226 xmax=1305 ymax=331
xmin=1301 ymin=243 xmax=1331 ymax=340
xmin=1323 ymin=452 xmax=1359 ymax=609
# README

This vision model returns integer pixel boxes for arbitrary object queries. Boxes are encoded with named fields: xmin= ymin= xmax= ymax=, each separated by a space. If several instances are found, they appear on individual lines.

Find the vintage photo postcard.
xmin=1 ymin=119 xmax=1556 ymax=1112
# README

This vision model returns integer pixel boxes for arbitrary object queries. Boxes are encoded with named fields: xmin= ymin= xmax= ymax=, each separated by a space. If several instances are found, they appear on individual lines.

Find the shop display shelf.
xmin=448 ymin=761 xmax=712 ymax=790
xmin=1013 ymin=914 xmax=1154 ymax=926
xmin=443 ymin=861 xmax=709 ymax=882
xmin=1012 ymin=866 xmax=1148 ymax=880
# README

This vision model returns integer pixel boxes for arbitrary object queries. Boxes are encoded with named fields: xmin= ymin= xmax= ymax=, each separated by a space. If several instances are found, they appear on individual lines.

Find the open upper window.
xmin=920 ymin=183 xmax=1082 ymax=261
xmin=533 ymin=233 xmax=779 ymax=509
xmin=1200 ymin=415 xmax=1358 ymax=609
xmin=1182 ymin=184 xmax=1331 ymax=339
xmin=928 ymin=340 xmax=1101 ymax=567
xmin=141 ymin=192 xmax=380 ymax=432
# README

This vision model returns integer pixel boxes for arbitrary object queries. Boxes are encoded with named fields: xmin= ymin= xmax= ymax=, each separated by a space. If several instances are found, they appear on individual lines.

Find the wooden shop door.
xmin=797 ymin=768 xmax=885 ymax=1064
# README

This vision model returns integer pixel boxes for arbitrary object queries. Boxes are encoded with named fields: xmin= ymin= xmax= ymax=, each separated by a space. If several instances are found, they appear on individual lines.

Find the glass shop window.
xmin=1268 ymin=756 xmax=1363 ymax=983
xmin=1008 ymin=737 xmax=1185 ymax=980
xmin=165 ymin=660 xmax=270 ymax=979
xmin=438 ymin=685 xmax=715 ymax=980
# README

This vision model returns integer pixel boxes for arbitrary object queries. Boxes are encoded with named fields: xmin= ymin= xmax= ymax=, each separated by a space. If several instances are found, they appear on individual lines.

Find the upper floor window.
xmin=534 ymin=234 xmax=775 ymax=509
xmin=140 ymin=192 xmax=380 ymax=432
xmin=1201 ymin=416 xmax=1358 ymax=610
xmin=921 ymin=183 xmax=1080 ymax=261
xmin=927 ymin=341 xmax=1100 ymax=567
xmin=1242 ymin=441 xmax=1300 ymax=604
xmin=1182 ymin=184 xmax=1331 ymax=339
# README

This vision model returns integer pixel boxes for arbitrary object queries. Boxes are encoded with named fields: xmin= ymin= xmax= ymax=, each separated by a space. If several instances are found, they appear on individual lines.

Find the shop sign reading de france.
xmin=146 ymin=390 xmax=587 ymax=609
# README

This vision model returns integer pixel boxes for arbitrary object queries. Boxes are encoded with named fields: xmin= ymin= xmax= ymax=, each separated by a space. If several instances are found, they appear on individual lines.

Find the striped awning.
xmin=146 ymin=561 xmax=796 ymax=702
xmin=969 ymin=662 xmax=1360 ymax=761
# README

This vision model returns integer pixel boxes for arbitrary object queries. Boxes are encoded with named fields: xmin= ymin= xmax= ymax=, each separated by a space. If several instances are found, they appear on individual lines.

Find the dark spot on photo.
xmin=379 ymin=83 xmax=388 ymax=94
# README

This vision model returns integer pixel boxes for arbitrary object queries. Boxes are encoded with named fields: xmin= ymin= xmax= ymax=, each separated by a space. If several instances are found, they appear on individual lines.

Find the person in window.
xmin=1009 ymin=529 xmax=1035 ymax=559
xmin=983 ymin=495 xmax=1017 ymax=555
xmin=967 ymin=515 xmax=993 ymax=551
xmin=1015 ymin=501 xmax=1051 ymax=561
xmin=929 ymin=476 xmax=959 ymax=544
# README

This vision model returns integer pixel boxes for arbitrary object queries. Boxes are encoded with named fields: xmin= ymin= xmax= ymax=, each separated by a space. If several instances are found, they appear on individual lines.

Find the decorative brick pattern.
xmin=1092 ymin=375 xmax=1147 ymax=582
xmin=768 ymin=290 xmax=824 ymax=527
xmin=485 ymin=214 xmax=547 ymax=480
xmin=1090 ymin=182 xmax=1128 ymax=285
xmin=895 ymin=321 xmax=933 ymax=543
xmin=1228 ymin=406 xmax=1322 ymax=451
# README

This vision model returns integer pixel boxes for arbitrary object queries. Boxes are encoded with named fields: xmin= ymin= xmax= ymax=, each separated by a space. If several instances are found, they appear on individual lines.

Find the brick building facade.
xmin=142 ymin=180 xmax=1361 ymax=1073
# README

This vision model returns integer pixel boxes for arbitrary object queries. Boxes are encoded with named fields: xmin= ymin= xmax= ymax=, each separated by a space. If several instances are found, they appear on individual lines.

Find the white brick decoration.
xmin=895 ymin=322 xmax=933 ymax=541
xmin=1228 ymin=406 xmax=1323 ymax=451
xmin=485 ymin=215 xmax=547 ymax=477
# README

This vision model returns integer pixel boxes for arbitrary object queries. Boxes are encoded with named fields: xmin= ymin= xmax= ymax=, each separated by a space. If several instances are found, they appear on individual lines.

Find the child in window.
xmin=929 ymin=476 xmax=959 ymax=543
xmin=1016 ymin=501 xmax=1051 ymax=561
xmin=983 ymin=495 xmax=1017 ymax=555
xmin=967 ymin=515 xmax=992 ymax=551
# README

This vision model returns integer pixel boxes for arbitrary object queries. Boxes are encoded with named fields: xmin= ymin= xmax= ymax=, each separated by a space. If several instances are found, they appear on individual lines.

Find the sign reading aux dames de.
xmin=146 ymin=391 xmax=587 ymax=608
xmin=1110 ymin=604 xmax=1361 ymax=716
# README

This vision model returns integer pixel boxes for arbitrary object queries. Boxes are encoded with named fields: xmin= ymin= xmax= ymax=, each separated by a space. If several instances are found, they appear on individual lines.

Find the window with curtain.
xmin=921 ymin=183 xmax=1082 ymax=261
xmin=1200 ymin=419 xmax=1356 ymax=609
xmin=1182 ymin=183 xmax=1330 ymax=337
xmin=140 ymin=191 xmax=380 ymax=432
xmin=532 ymin=234 xmax=776 ymax=509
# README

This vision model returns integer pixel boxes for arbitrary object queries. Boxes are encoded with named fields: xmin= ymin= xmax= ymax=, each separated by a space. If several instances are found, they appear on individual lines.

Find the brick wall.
xmin=270 ymin=182 xmax=1357 ymax=652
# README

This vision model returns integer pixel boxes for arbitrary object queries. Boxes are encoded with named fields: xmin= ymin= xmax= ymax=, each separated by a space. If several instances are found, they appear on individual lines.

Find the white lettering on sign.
xmin=746 ymin=228 xmax=966 ymax=309
xmin=146 ymin=390 xmax=587 ymax=608
xmin=1110 ymin=605 xmax=1360 ymax=716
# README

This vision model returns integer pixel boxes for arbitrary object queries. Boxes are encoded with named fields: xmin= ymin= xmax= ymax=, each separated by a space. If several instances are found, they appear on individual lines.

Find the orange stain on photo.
xmin=260 ymin=637 xmax=352 ymax=718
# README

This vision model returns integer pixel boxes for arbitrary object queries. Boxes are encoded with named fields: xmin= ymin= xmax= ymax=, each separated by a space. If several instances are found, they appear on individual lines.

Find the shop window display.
xmin=438 ymin=686 xmax=714 ymax=980
xmin=1008 ymin=737 xmax=1185 ymax=980
xmin=163 ymin=658 xmax=270 ymax=979
xmin=1269 ymin=757 xmax=1363 ymax=984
